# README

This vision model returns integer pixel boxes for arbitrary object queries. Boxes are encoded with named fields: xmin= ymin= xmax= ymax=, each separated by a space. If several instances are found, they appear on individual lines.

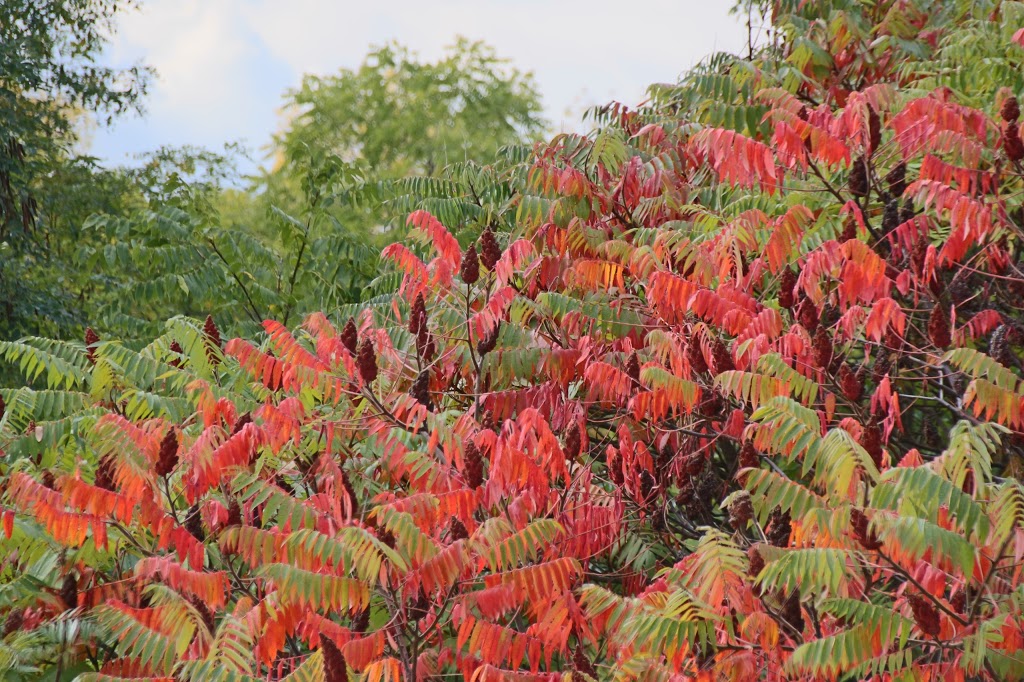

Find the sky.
xmin=90 ymin=1 xmax=750 ymax=176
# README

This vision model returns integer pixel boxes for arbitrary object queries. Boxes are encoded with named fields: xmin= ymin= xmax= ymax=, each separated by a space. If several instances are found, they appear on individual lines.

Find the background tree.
xmin=0 ymin=0 xmax=151 ymax=341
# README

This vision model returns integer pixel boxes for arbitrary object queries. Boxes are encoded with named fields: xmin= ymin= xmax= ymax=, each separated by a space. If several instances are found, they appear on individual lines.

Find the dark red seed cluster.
xmin=711 ymin=338 xmax=734 ymax=373
xmin=781 ymin=589 xmax=804 ymax=633
xmin=94 ymin=458 xmax=116 ymax=491
xmin=59 ymin=573 xmax=78 ymax=609
xmin=479 ymin=228 xmax=502 ymax=270
xmin=728 ymin=491 xmax=754 ymax=530
xmin=460 ymin=244 xmax=480 ymax=284
xmin=340 ymin=471 xmax=359 ymax=518
xmin=738 ymin=441 xmax=759 ymax=469
xmin=747 ymin=546 xmax=765 ymax=578
xmin=1005 ymin=121 xmax=1024 ymax=161
xmin=625 ymin=352 xmax=641 ymax=386
xmin=849 ymin=156 xmax=869 ymax=197
xmin=184 ymin=505 xmax=205 ymax=542
xmin=410 ymin=370 xmax=431 ymax=410
xmin=168 ymin=340 xmax=184 ymax=368
xmin=449 ymin=517 xmax=469 ymax=541
xmin=85 ymin=327 xmax=100 ymax=364
xmin=341 ymin=318 xmax=358 ymax=355
xmin=477 ymin=323 xmax=500 ymax=356
xmin=464 ymin=441 xmax=484 ymax=488
xmin=812 ymin=326 xmax=832 ymax=369
xmin=156 ymin=429 xmax=179 ymax=477
xmin=766 ymin=508 xmax=791 ymax=547
xmin=850 ymin=507 xmax=882 ymax=550
xmin=907 ymin=592 xmax=941 ymax=636
xmin=928 ymin=305 xmax=952 ymax=349
xmin=189 ymin=594 xmax=217 ymax=634
xmin=867 ymin=107 xmax=881 ymax=155
xmin=573 ymin=644 xmax=597 ymax=679
xmin=1003 ymin=95 xmax=1021 ymax=123
xmin=320 ymin=633 xmax=349 ymax=682
xmin=203 ymin=315 xmax=222 ymax=366
xmin=563 ymin=423 xmax=581 ymax=462
xmin=838 ymin=364 xmax=863 ymax=401
xmin=860 ymin=422 xmax=884 ymax=470
xmin=797 ymin=298 xmax=819 ymax=333
xmin=886 ymin=162 xmax=907 ymax=197
xmin=778 ymin=268 xmax=797 ymax=309
xmin=357 ymin=339 xmax=378 ymax=384
xmin=686 ymin=338 xmax=708 ymax=373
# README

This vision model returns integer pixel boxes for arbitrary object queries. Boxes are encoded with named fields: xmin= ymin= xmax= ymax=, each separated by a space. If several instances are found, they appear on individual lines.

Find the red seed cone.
xmin=156 ymin=429 xmax=179 ymax=477
xmin=839 ymin=216 xmax=858 ymax=243
xmin=410 ymin=370 xmax=432 ymax=410
xmin=850 ymin=507 xmax=882 ymax=550
xmin=320 ymin=633 xmax=349 ymax=682
xmin=479 ymin=227 xmax=502 ymax=270
xmin=928 ymin=305 xmax=952 ymax=349
xmin=882 ymin=199 xmax=900 ymax=233
xmin=184 ymin=505 xmax=205 ymax=542
xmin=686 ymin=338 xmax=708 ymax=373
xmin=860 ymin=422 xmax=884 ymax=470
xmin=231 ymin=412 xmax=252 ymax=437
xmin=168 ymin=340 xmax=184 ymax=368
xmin=94 ymin=457 xmax=116 ymax=491
xmin=886 ymin=162 xmax=907 ymax=197
xmin=812 ymin=326 xmax=833 ymax=369
xmin=350 ymin=608 xmax=370 ymax=633
xmin=449 ymin=517 xmax=469 ymax=541
xmin=1003 ymin=94 xmax=1021 ymax=122
xmin=766 ymin=509 xmax=791 ymax=547
xmin=797 ymin=298 xmax=819 ymax=333
xmin=357 ymin=339 xmax=378 ymax=385
xmin=1005 ymin=121 xmax=1024 ymax=161
xmin=867 ymin=106 xmax=881 ymax=155
xmin=778 ymin=268 xmax=797 ymax=309
xmin=203 ymin=315 xmax=222 ymax=362
xmin=849 ymin=155 xmax=869 ymax=197
xmin=84 ymin=327 xmax=100 ymax=364
xmin=625 ymin=352 xmax=641 ymax=386
xmin=226 ymin=497 xmax=243 ymax=527
xmin=711 ymin=338 xmax=734 ymax=374
xmin=781 ymin=589 xmax=805 ymax=633
xmin=476 ymin=322 xmax=500 ymax=356
xmin=838 ymin=364 xmax=863 ymax=402
xmin=907 ymin=592 xmax=941 ymax=636
xmin=738 ymin=441 xmax=759 ymax=469
xmin=728 ymin=491 xmax=754 ymax=530
xmin=564 ymin=422 xmax=581 ymax=462
xmin=573 ymin=644 xmax=598 ymax=679
xmin=990 ymin=324 xmax=1015 ymax=366
xmin=59 ymin=573 xmax=78 ymax=610
xmin=41 ymin=469 xmax=55 ymax=490
xmin=189 ymin=594 xmax=217 ymax=634
xmin=340 ymin=471 xmax=360 ymax=518
xmin=2 ymin=609 xmax=24 ymax=637
xmin=341 ymin=317 xmax=358 ymax=355
xmin=409 ymin=294 xmax=426 ymax=335
xmin=638 ymin=469 xmax=656 ymax=501
xmin=464 ymin=441 xmax=484 ymax=488
xmin=747 ymin=546 xmax=765 ymax=579
xmin=460 ymin=244 xmax=480 ymax=284
xmin=950 ymin=589 xmax=967 ymax=614
xmin=911 ymin=233 xmax=928 ymax=276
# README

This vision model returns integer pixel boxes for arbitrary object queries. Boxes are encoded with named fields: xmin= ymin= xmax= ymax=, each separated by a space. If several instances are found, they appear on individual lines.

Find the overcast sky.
xmin=90 ymin=1 xmax=749 ymax=175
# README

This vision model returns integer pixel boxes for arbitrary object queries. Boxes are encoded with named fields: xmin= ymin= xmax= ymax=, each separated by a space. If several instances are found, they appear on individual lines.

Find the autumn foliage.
xmin=5 ymin=2 xmax=1024 ymax=681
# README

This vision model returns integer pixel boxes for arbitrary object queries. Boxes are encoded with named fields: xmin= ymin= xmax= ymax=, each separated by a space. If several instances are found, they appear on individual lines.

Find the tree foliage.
xmin=5 ymin=1 xmax=1024 ymax=681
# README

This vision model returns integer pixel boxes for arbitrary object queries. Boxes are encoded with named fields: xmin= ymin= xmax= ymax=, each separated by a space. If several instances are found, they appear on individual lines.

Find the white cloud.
xmin=93 ymin=1 xmax=747 ymax=167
